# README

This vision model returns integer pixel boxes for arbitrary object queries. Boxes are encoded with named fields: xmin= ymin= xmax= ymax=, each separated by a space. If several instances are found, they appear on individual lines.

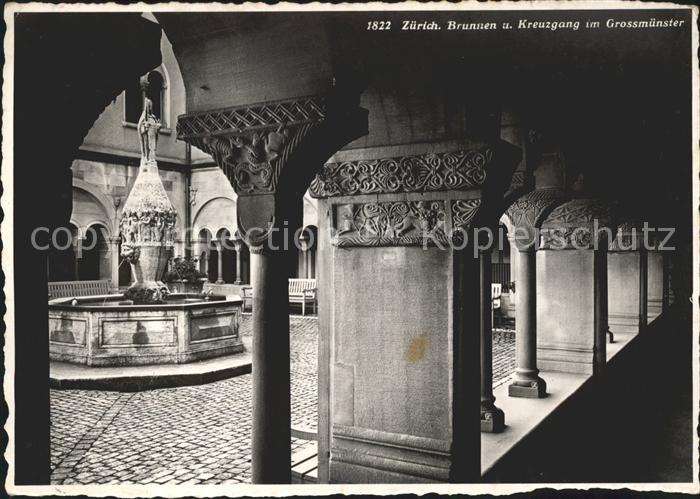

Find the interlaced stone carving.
xmin=334 ymin=201 xmax=448 ymax=247
xmin=310 ymin=148 xmax=493 ymax=198
xmin=540 ymin=198 xmax=616 ymax=250
xmin=543 ymin=199 xmax=613 ymax=225
xmin=177 ymin=97 xmax=325 ymax=139
xmin=507 ymin=188 xmax=562 ymax=229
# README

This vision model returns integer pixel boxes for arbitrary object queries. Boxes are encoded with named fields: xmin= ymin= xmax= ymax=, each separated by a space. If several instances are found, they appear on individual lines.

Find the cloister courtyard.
xmin=49 ymin=315 xmax=516 ymax=485
xmin=7 ymin=6 xmax=695 ymax=492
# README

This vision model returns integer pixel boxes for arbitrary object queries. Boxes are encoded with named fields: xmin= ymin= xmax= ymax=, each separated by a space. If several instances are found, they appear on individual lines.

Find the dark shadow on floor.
xmin=483 ymin=301 xmax=693 ymax=483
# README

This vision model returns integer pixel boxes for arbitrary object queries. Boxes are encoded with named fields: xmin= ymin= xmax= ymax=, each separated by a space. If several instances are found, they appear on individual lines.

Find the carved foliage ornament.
xmin=310 ymin=148 xmax=493 ymax=198
xmin=332 ymin=198 xmax=482 ymax=247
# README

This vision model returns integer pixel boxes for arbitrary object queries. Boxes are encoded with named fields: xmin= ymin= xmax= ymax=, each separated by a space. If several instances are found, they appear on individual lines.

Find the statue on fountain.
xmin=120 ymin=79 xmax=177 ymax=304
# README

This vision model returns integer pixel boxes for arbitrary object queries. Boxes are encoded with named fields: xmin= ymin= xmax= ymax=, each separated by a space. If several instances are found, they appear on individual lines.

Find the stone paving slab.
xmin=50 ymin=316 xmax=514 ymax=485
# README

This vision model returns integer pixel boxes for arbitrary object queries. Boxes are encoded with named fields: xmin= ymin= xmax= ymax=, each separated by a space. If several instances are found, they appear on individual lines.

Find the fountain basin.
xmin=49 ymin=293 xmax=244 ymax=366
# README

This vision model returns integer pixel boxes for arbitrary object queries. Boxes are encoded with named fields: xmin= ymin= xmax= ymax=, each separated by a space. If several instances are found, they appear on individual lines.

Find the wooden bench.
xmin=242 ymin=278 xmax=317 ymax=316
xmin=48 ymin=280 xmax=112 ymax=300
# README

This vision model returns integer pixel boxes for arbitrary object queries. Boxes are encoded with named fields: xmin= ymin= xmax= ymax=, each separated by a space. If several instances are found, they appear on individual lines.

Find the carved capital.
xmin=310 ymin=147 xmax=494 ymax=198
xmin=178 ymin=97 xmax=325 ymax=196
xmin=506 ymin=188 xmax=563 ymax=250
xmin=540 ymin=198 xmax=617 ymax=250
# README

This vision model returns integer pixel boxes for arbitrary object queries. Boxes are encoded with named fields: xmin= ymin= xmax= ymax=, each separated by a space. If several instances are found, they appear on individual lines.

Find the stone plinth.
xmin=537 ymin=250 xmax=596 ymax=374
xmin=607 ymin=251 xmax=640 ymax=335
xmin=48 ymin=294 xmax=243 ymax=366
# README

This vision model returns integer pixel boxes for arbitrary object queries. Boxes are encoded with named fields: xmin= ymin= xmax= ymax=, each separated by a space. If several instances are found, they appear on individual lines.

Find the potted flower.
xmin=163 ymin=256 xmax=208 ymax=294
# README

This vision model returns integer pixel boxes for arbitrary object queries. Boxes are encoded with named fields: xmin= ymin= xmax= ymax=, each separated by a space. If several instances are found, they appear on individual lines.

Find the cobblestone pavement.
xmin=493 ymin=329 xmax=517 ymax=388
xmin=50 ymin=317 xmax=514 ymax=485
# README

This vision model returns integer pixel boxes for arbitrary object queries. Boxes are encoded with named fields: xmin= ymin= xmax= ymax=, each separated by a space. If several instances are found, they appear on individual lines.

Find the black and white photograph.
xmin=2 ymin=1 xmax=698 ymax=495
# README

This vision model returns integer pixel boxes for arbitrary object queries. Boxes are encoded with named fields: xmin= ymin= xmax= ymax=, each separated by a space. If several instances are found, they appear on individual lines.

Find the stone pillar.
xmin=109 ymin=237 xmax=120 ymax=292
xmin=647 ymin=248 xmax=663 ymax=321
xmin=178 ymin=92 xmax=369 ymax=484
xmin=202 ymin=243 xmax=210 ymax=282
xmin=607 ymin=223 xmax=641 ymax=337
xmin=593 ymin=246 xmax=608 ymax=375
xmin=310 ymin=140 xmax=521 ymax=481
xmin=249 ymin=244 xmax=291 ymax=483
xmin=662 ymin=250 xmax=670 ymax=313
xmin=509 ymin=247 xmax=547 ymax=397
xmin=505 ymin=189 xmax=561 ymax=398
xmin=233 ymin=237 xmax=243 ymax=285
xmin=215 ymin=242 xmax=224 ymax=284
xmin=537 ymin=198 xmax=616 ymax=375
xmin=73 ymin=238 xmax=82 ymax=281
xmin=480 ymin=249 xmax=504 ymax=432
xmin=639 ymin=245 xmax=648 ymax=330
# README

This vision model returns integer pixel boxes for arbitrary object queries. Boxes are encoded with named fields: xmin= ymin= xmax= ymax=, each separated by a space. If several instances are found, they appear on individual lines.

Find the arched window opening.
xmin=79 ymin=225 xmax=110 ymax=281
xmin=124 ymin=69 xmax=166 ymax=125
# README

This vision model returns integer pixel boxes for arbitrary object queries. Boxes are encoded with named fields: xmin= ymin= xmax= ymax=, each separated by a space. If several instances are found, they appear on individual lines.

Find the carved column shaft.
xmin=109 ymin=237 xmax=120 ymax=292
xmin=640 ymin=246 xmax=649 ymax=330
xmin=509 ymin=247 xmax=547 ymax=398
xmin=250 ymin=248 xmax=291 ymax=483
xmin=480 ymin=249 xmax=505 ymax=433
xmin=179 ymin=93 xmax=368 ymax=484
xmin=593 ymin=247 xmax=609 ymax=375
xmin=215 ymin=241 xmax=224 ymax=284
xmin=233 ymin=240 xmax=243 ymax=285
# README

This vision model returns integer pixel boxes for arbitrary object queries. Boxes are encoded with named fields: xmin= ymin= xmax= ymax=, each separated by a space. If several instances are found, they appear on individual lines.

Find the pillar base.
xmin=480 ymin=405 xmax=505 ymax=433
xmin=508 ymin=376 xmax=547 ymax=398
xmin=234 ymin=279 xmax=242 ymax=285
xmin=215 ymin=279 xmax=225 ymax=284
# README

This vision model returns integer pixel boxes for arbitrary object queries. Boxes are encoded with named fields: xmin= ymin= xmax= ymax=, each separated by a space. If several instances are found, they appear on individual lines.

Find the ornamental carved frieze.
xmin=333 ymin=201 xmax=448 ymax=247
xmin=310 ymin=148 xmax=493 ymax=198
xmin=331 ymin=198 xmax=485 ymax=247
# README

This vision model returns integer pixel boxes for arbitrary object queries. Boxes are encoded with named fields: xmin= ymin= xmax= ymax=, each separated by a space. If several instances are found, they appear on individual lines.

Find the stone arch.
xmin=71 ymin=178 xmax=116 ymax=236
xmin=192 ymin=196 xmax=237 ymax=237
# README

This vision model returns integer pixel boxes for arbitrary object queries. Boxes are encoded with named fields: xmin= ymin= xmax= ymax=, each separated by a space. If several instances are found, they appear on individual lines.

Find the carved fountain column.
xmin=177 ymin=93 xmax=368 ymax=483
xmin=119 ymin=81 xmax=177 ymax=304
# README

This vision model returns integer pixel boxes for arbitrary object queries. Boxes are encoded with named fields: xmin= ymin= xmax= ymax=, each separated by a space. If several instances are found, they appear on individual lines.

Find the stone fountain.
xmin=119 ymin=88 xmax=176 ymax=304
xmin=49 ymin=82 xmax=244 ymax=366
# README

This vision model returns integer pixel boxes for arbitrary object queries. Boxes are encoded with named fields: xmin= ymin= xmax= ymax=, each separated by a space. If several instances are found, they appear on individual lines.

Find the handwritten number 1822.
xmin=367 ymin=21 xmax=391 ymax=30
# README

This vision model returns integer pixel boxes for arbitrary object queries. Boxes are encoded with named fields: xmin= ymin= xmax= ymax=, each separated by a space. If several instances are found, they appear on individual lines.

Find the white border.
xmin=3 ymin=1 xmax=699 ymax=497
